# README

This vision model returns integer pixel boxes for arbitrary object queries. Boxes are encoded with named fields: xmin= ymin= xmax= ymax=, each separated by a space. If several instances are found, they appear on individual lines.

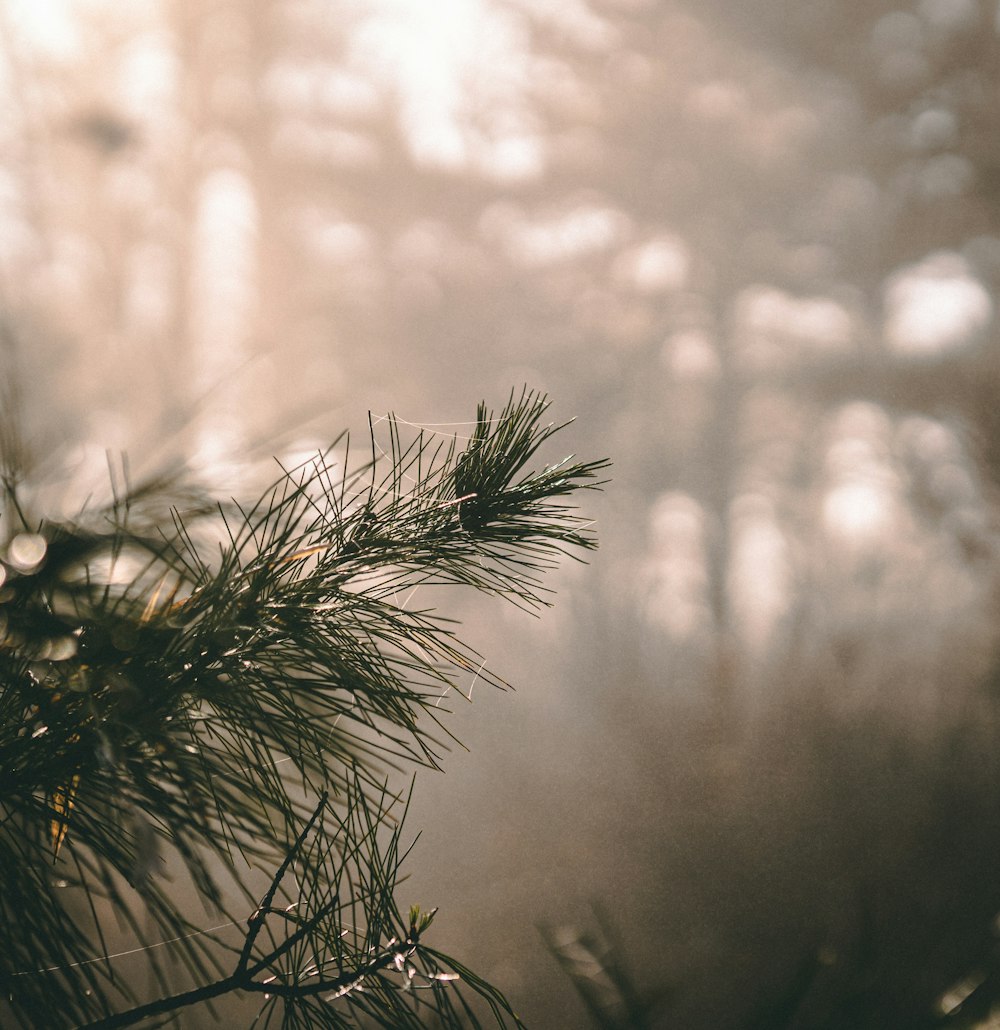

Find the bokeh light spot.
xmin=7 ymin=533 xmax=47 ymax=573
xmin=613 ymin=236 xmax=689 ymax=294
xmin=884 ymin=252 xmax=992 ymax=356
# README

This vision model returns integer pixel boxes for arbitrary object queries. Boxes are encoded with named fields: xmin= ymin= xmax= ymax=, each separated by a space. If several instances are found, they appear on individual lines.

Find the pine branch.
xmin=0 ymin=390 xmax=605 ymax=1027
xmin=75 ymin=791 xmax=498 ymax=1030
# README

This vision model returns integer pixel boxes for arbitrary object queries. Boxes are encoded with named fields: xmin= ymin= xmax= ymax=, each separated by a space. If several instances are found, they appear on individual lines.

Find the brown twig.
xmin=72 ymin=792 xmax=427 ymax=1030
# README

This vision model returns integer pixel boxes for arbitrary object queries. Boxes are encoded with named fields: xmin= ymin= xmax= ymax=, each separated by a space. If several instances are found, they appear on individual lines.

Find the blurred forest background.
xmin=5 ymin=0 xmax=1000 ymax=1026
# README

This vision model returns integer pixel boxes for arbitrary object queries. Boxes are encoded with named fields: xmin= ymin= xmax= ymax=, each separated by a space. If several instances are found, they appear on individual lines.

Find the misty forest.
xmin=3 ymin=0 xmax=1000 ymax=1027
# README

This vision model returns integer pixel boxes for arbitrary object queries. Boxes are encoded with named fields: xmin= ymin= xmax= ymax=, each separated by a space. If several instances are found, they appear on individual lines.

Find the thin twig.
xmin=236 ymin=792 xmax=329 ymax=975
xmin=78 ymin=794 xmax=337 ymax=1030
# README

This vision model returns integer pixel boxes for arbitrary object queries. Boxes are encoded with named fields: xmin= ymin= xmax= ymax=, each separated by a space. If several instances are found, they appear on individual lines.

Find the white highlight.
xmin=884 ymin=251 xmax=992 ymax=356
xmin=351 ymin=0 xmax=543 ymax=179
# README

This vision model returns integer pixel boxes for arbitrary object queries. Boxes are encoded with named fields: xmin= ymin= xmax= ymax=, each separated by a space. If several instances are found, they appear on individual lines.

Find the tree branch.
xmin=74 ymin=792 xmax=428 ymax=1030
xmin=76 ymin=940 xmax=418 ymax=1029
xmin=235 ymin=791 xmax=328 ymax=976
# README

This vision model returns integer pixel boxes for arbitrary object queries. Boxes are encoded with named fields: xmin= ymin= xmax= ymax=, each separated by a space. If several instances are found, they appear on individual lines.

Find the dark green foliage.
xmin=0 ymin=390 xmax=607 ymax=1027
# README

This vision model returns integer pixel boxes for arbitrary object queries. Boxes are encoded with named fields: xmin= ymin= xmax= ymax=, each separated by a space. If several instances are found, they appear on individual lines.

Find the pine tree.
xmin=0 ymin=389 xmax=608 ymax=1029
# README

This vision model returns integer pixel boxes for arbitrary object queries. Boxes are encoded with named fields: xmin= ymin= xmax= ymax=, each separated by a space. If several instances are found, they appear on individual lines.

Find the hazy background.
xmin=5 ymin=0 xmax=1000 ymax=1026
